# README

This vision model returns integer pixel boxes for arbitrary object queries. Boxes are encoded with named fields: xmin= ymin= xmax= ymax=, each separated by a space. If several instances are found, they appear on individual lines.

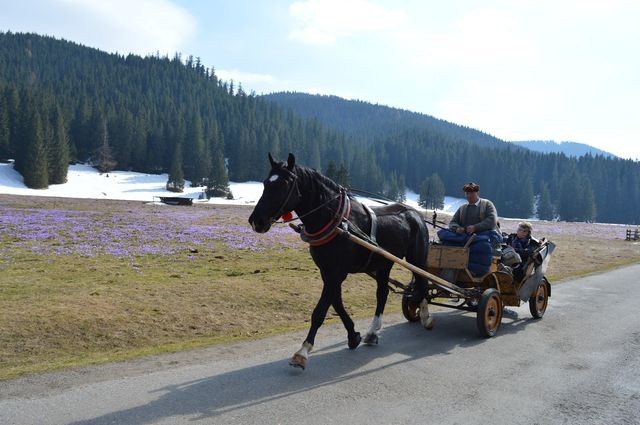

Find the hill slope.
xmin=263 ymin=92 xmax=515 ymax=150
xmin=512 ymin=141 xmax=617 ymax=158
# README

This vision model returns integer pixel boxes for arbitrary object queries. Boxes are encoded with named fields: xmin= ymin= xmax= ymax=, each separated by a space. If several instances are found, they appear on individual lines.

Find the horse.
xmin=248 ymin=153 xmax=433 ymax=370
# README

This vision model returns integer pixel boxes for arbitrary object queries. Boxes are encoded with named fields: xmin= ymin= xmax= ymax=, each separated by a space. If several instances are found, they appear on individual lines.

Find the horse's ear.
xmin=268 ymin=152 xmax=276 ymax=168
xmin=287 ymin=153 xmax=295 ymax=171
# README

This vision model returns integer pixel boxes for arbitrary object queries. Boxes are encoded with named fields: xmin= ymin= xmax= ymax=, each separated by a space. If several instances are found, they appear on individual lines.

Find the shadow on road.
xmin=69 ymin=308 xmax=537 ymax=424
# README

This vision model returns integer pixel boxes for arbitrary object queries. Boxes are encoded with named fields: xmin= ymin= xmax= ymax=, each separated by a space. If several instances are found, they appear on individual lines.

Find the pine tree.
xmin=205 ymin=146 xmax=230 ymax=198
xmin=419 ymin=173 xmax=445 ymax=210
xmin=47 ymin=107 xmax=70 ymax=184
xmin=0 ymin=91 xmax=10 ymax=159
xmin=335 ymin=164 xmax=349 ymax=187
xmin=22 ymin=110 xmax=49 ymax=189
xmin=537 ymin=183 xmax=555 ymax=220
xmin=580 ymin=180 xmax=597 ymax=222
xmin=167 ymin=143 xmax=185 ymax=192
xmin=95 ymin=118 xmax=116 ymax=173
xmin=325 ymin=160 xmax=338 ymax=182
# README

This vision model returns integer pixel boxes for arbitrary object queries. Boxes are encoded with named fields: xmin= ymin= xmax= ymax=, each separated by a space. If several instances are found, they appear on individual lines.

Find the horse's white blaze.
xmin=367 ymin=315 xmax=382 ymax=336
xmin=268 ymin=174 xmax=279 ymax=182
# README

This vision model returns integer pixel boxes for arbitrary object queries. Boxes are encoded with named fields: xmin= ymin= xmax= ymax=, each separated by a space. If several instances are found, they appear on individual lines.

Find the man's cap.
xmin=463 ymin=182 xmax=480 ymax=192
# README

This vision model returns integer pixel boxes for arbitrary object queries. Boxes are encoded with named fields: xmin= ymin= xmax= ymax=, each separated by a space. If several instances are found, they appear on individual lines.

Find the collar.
xmin=469 ymin=198 xmax=481 ymax=207
xmin=300 ymin=189 xmax=351 ymax=247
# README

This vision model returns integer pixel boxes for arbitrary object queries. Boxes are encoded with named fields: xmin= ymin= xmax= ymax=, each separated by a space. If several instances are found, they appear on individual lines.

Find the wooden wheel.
xmin=529 ymin=278 xmax=549 ymax=319
xmin=402 ymin=296 xmax=421 ymax=322
xmin=476 ymin=288 xmax=503 ymax=337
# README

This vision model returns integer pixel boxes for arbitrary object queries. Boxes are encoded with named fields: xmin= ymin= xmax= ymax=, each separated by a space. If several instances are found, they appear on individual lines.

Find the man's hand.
xmin=455 ymin=227 xmax=465 ymax=235
xmin=465 ymin=225 xmax=476 ymax=234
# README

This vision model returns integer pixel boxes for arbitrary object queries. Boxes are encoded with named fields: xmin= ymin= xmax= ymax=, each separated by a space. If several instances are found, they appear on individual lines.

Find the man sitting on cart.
xmin=448 ymin=182 xmax=498 ymax=235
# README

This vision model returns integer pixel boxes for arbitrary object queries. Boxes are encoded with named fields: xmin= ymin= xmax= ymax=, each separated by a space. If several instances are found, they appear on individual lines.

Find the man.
xmin=448 ymin=182 xmax=498 ymax=235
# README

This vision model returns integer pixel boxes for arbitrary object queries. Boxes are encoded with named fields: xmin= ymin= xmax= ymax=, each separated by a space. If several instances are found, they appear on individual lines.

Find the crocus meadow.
xmin=0 ymin=203 xmax=301 ymax=260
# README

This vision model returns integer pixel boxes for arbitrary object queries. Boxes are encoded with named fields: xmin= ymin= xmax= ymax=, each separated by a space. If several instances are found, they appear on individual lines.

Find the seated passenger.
xmin=504 ymin=221 xmax=540 ymax=280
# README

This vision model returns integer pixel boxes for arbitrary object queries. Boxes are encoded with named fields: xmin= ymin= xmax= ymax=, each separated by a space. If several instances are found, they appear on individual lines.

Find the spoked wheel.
xmin=529 ymin=278 xmax=549 ymax=319
xmin=402 ymin=296 xmax=421 ymax=322
xmin=476 ymin=288 xmax=503 ymax=337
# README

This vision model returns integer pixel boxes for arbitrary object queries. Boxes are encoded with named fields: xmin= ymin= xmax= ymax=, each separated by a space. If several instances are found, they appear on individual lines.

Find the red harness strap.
xmin=300 ymin=191 xmax=351 ymax=247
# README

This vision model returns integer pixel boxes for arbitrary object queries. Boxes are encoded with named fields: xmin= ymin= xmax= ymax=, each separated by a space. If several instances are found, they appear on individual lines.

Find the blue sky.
xmin=1 ymin=0 xmax=639 ymax=160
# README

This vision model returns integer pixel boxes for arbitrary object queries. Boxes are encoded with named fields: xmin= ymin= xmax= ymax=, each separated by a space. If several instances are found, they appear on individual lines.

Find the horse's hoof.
xmin=289 ymin=353 xmax=307 ymax=370
xmin=363 ymin=333 xmax=379 ymax=345
xmin=422 ymin=316 xmax=435 ymax=330
xmin=348 ymin=332 xmax=361 ymax=349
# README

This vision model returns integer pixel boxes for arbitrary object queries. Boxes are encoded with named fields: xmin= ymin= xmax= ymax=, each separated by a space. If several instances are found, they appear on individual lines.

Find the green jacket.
xmin=448 ymin=198 xmax=498 ymax=233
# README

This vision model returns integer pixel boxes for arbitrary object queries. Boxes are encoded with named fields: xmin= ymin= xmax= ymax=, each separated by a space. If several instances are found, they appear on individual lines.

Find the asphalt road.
xmin=2 ymin=264 xmax=639 ymax=425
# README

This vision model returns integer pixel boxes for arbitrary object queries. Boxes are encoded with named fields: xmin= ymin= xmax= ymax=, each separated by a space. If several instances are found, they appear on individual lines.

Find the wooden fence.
xmin=626 ymin=228 xmax=640 ymax=241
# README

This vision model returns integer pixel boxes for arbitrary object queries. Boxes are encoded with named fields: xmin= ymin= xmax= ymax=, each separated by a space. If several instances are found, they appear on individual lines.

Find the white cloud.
xmin=289 ymin=0 xmax=406 ymax=45
xmin=49 ymin=0 xmax=197 ymax=56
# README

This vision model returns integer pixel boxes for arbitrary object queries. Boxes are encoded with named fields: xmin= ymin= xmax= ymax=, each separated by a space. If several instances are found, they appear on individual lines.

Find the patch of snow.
xmin=0 ymin=162 xmax=466 ymax=212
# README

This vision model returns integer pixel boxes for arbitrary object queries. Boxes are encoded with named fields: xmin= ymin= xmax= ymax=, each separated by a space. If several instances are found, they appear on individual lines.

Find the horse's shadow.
xmin=69 ymin=308 xmax=536 ymax=424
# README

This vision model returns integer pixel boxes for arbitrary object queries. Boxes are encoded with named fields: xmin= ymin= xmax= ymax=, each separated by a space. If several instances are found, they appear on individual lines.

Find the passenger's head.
xmin=517 ymin=221 xmax=533 ymax=237
xmin=463 ymin=182 xmax=480 ymax=204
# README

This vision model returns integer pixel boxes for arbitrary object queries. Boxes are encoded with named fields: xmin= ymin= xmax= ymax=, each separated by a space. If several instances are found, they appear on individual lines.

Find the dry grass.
xmin=0 ymin=194 xmax=638 ymax=380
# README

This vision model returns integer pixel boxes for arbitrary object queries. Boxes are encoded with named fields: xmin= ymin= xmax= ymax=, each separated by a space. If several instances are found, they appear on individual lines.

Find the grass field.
xmin=1 ymin=194 xmax=639 ymax=380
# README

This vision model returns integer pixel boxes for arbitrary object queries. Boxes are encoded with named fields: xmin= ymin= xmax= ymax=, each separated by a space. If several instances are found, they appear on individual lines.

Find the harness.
xmin=359 ymin=204 xmax=379 ymax=270
xmin=299 ymin=189 xmax=352 ymax=247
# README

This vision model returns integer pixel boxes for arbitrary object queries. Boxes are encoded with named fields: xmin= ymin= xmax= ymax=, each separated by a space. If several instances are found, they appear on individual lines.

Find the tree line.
xmin=1 ymin=32 xmax=638 ymax=224
xmin=0 ymin=32 xmax=389 ymax=197
xmin=267 ymin=93 xmax=640 ymax=224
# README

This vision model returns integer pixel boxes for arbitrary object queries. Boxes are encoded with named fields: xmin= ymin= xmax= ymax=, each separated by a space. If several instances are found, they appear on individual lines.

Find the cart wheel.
xmin=402 ymin=297 xmax=421 ymax=322
xmin=529 ymin=278 xmax=549 ymax=319
xmin=476 ymin=288 xmax=503 ymax=337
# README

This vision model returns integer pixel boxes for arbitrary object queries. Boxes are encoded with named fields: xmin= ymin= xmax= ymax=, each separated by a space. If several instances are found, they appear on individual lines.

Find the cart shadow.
xmin=69 ymin=310 xmax=539 ymax=425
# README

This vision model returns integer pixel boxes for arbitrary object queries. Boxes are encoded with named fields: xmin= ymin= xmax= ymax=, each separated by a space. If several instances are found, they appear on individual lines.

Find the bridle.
xmin=268 ymin=167 xmax=302 ymax=225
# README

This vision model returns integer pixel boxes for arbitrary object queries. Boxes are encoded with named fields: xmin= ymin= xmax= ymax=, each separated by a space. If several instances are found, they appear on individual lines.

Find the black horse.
xmin=249 ymin=153 xmax=433 ymax=369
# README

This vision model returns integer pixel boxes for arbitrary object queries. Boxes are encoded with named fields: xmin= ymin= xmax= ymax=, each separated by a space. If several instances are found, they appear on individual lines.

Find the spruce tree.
xmin=48 ymin=107 xmax=70 ymax=184
xmin=167 ymin=143 xmax=185 ymax=192
xmin=419 ymin=173 xmax=445 ymax=210
xmin=0 ymin=91 xmax=9 ymax=159
xmin=537 ymin=184 xmax=555 ymax=220
xmin=205 ymin=146 xmax=230 ymax=198
xmin=22 ymin=110 xmax=49 ymax=189
xmin=95 ymin=118 xmax=116 ymax=173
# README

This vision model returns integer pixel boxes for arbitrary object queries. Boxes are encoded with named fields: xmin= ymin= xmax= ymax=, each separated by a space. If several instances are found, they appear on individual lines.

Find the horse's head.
xmin=249 ymin=153 xmax=301 ymax=233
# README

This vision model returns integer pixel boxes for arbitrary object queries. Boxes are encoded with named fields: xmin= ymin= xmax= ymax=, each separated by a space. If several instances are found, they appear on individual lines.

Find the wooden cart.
xmin=339 ymin=228 xmax=555 ymax=337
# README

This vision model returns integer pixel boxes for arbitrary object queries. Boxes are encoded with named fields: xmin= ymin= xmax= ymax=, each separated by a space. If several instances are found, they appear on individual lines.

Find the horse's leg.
xmin=364 ymin=264 xmax=392 ymax=345
xmin=414 ymin=269 xmax=434 ymax=329
xmin=290 ymin=276 xmax=344 ymax=370
xmin=405 ymin=225 xmax=434 ymax=331
xmin=330 ymin=282 xmax=361 ymax=349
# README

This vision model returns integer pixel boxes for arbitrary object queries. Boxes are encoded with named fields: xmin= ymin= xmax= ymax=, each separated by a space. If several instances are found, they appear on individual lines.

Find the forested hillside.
xmin=264 ymin=92 xmax=511 ymax=150
xmin=0 ymin=32 xmax=385 ymax=195
xmin=265 ymin=93 xmax=640 ymax=224
xmin=512 ymin=140 xmax=617 ymax=158
xmin=1 ymin=32 xmax=639 ymax=224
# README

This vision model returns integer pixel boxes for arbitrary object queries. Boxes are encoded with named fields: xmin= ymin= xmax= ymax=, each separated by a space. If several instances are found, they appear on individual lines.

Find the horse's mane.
xmin=294 ymin=164 xmax=343 ymax=201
